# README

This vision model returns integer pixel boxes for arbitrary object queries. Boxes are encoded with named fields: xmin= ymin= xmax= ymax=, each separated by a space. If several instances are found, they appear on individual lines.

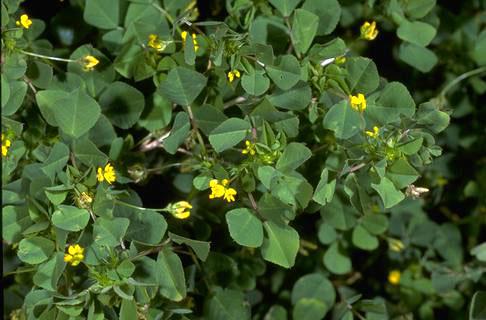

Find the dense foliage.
xmin=2 ymin=0 xmax=486 ymax=319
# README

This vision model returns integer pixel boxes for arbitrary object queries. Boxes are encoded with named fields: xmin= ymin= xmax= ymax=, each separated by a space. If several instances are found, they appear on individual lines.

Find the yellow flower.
xmin=16 ymin=14 xmax=32 ymax=29
xmin=241 ymin=140 xmax=256 ymax=155
xmin=97 ymin=163 xmax=116 ymax=184
xmin=209 ymin=179 xmax=237 ymax=202
xmin=388 ymin=238 xmax=405 ymax=252
xmin=2 ymin=134 xmax=11 ymax=157
xmin=64 ymin=244 xmax=84 ymax=266
xmin=181 ymin=31 xmax=199 ymax=52
xmin=227 ymin=69 xmax=241 ymax=83
xmin=224 ymin=188 xmax=237 ymax=202
xmin=349 ymin=93 xmax=367 ymax=112
xmin=171 ymin=201 xmax=192 ymax=219
xmin=335 ymin=56 xmax=346 ymax=64
xmin=360 ymin=21 xmax=379 ymax=40
xmin=365 ymin=126 xmax=380 ymax=138
xmin=147 ymin=34 xmax=166 ymax=52
xmin=388 ymin=270 xmax=401 ymax=285
xmin=81 ymin=55 xmax=99 ymax=71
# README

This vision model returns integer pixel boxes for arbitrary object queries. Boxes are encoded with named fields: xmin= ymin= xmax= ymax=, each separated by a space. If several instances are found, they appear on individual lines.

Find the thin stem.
xmin=187 ymin=105 xmax=207 ymax=155
xmin=284 ymin=17 xmax=301 ymax=59
xmin=146 ymin=163 xmax=182 ymax=173
xmin=113 ymin=199 xmax=170 ymax=212
xmin=3 ymin=268 xmax=36 ymax=277
xmin=19 ymin=50 xmax=76 ymax=63
xmin=440 ymin=66 xmax=486 ymax=97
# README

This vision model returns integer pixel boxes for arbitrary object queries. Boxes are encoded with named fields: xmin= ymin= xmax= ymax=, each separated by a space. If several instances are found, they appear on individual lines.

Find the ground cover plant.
xmin=2 ymin=0 xmax=486 ymax=319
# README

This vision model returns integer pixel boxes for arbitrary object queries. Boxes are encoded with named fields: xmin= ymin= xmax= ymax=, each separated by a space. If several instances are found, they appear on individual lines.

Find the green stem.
xmin=440 ymin=66 xmax=486 ymax=97
xmin=3 ymin=268 xmax=36 ymax=277
xmin=113 ymin=199 xmax=170 ymax=212
xmin=19 ymin=50 xmax=76 ymax=63
xmin=146 ymin=163 xmax=182 ymax=173
xmin=284 ymin=17 xmax=302 ymax=59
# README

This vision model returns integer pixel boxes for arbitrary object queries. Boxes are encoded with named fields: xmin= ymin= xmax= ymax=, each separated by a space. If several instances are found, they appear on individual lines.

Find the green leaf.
xmin=33 ymin=252 xmax=66 ymax=291
xmin=226 ymin=208 xmax=264 ymax=248
xmin=318 ymin=223 xmax=337 ymax=245
xmin=266 ymin=55 xmax=301 ymax=90
xmin=51 ymin=205 xmax=90 ymax=232
xmin=469 ymin=291 xmax=486 ymax=320
xmin=17 ymin=236 xmax=55 ymax=265
xmin=194 ymin=104 xmax=228 ymax=136
xmin=321 ymin=196 xmax=357 ymax=230
xmin=41 ymin=142 xmax=70 ymax=182
xmin=367 ymin=82 xmax=416 ymax=124
xmin=399 ymin=42 xmax=438 ymax=73
xmin=302 ymin=0 xmax=341 ymax=35
xmin=352 ymin=225 xmax=379 ymax=251
xmin=55 ymin=88 xmax=101 ymax=138
xmin=416 ymin=101 xmax=450 ymax=133
xmin=209 ymin=118 xmax=251 ymax=153
xmin=371 ymin=177 xmax=405 ymax=209
xmin=404 ymin=0 xmax=436 ymax=19
xmin=291 ymin=9 xmax=319 ymax=54
xmin=36 ymin=89 xmax=68 ymax=127
xmin=323 ymin=100 xmax=363 ymax=139
xmin=313 ymin=168 xmax=336 ymax=206
xmin=207 ymin=288 xmax=251 ymax=320
xmin=276 ymin=142 xmax=312 ymax=172
xmin=361 ymin=214 xmax=389 ymax=235
xmin=241 ymin=69 xmax=270 ymax=96
xmin=159 ymin=67 xmax=207 ymax=106
xmin=163 ymin=112 xmax=191 ymax=154
xmin=473 ymin=30 xmax=486 ymax=66
xmin=292 ymin=298 xmax=328 ymax=320
xmin=2 ymin=80 xmax=27 ymax=116
xmin=397 ymin=20 xmax=436 ymax=47
xmin=2 ymin=205 xmax=32 ymax=243
xmin=291 ymin=273 xmax=336 ymax=307
xmin=72 ymin=138 xmax=108 ymax=167
xmin=99 ymin=82 xmax=145 ymax=129
xmin=323 ymin=242 xmax=351 ymax=275
xmin=268 ymin=81 xmax=312 ymax=111
xmin=184 ymin=31 xmax=196 ymax=66
xmin=169 ymin=232 xmax=211 ymax=261
xmin=264 ymin=305 xmax=288 ymax=320
xmin=114 ymin=206 xmax=167 ymax=245
xmin=119 ymin=299 xmax=137 ymax=320
xmin=261 ymin=221 xmax=300 ymax=268
xmin=157 ymin=248 xmax=186 ymax=301
xmin=346 ymin=57 xmax=380 ymax=95
xmin=471 ymin=243 xmax=486 ymax=262
xmin=387 ymin=158 xmax=419 ymax=189
xmin=138 ymin=93 xmax=172 ymax=132
xmin=93 ymin=217 xmax=130 ymax=246
xmin=83 ymin=0 xmax=119 ymax=29
xmin=269 ymin=0 xmax=301 ymax=16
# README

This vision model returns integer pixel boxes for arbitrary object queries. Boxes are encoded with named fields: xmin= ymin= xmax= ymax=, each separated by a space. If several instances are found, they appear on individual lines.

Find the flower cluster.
xmin=388 ymin=270 xmax=401 ymax=285
xmin=2 ymin=134 xmax=11 ymax=157
xmin=209 ymin=179 xmax=237 ymax=202
xmin=227 ymin=69 xmax=241 ymax=83
xmin=365 ymin=126 xmax=379 ymax=138
xmin=241 ymin=140 xmax=256 ymax=156
xmin=349 ymin=93 xmax=367 ymax=112
xmin=97 ymin=163 xmax=116 ymax=184
xmin=169 ymin=201 xmax=192 ymax=219
xmin=16 ymin=14 xmax=32 ymax=29
xmin=148 ymin=34 xmax=166 ymax=52
xmin=181 ymin=31 xmax=199 ymax=52
xmin=360 ymin=21 xmax=379 ymax=40
xmin=64 ymin=244 xmax=84 ymax=266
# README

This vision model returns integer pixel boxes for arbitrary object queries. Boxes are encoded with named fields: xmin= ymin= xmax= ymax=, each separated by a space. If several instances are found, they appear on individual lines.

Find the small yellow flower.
xmin=349 ymin=93 xmax=367 ymax=112
xmin=365 ymin=126 xmax=380 ymax=138
xmin=223 ymin=188 xmax=237 ymax=202
xmin=147 ymin=34 xmax=166 ymax=52
xmin=335 ymin=56 xmax=346 ymax=64
xmin=181 ymin=31 xmax=199 ymax=52
xmin=16 ymin=14 xmax=32 ymax=29
xmin=81 ymin=55 xmax=99 ymax=71
xmin=227 ymin=69 xmax=241 ymax=83
xmin=2 ymin=134 xmax=12 ymax=157
xmin=388 ymin=238 xmax=405 ymax=252
xmin=241 ymin=140 xmax=256 ymax=156
xmin=360 ymin=21 xmax=379 ymax=40
xmin=97 ymin=163 xmax=116 ymax=184
xmin=388 ymin=270 xmax=401 ymax=285
xmin=209 ymin=179 xmax=237 ymax=202
xmin=171 ymin=201 xmax=192 ymax=219
xmin=64 ymin=244 xmax=84 ymax=266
